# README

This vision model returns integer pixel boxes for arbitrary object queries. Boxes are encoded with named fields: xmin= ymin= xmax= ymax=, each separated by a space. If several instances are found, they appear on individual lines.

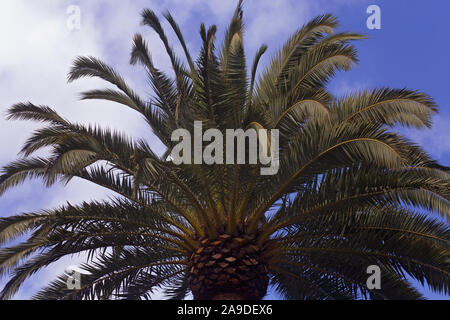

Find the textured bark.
xmin=212 ymin=293 xmax=246 ymax=300
xmin=188 ymin=231 xmax=269 ymax=300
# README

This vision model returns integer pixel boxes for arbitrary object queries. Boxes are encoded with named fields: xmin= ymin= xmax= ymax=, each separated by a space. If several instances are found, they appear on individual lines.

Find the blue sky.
xmin=0 ymin=0 xmax=449 ymax=299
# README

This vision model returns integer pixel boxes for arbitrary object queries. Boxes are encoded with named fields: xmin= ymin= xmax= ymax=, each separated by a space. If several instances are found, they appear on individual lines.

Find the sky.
xmin=0 ymin=0 xmax=449 ymax=300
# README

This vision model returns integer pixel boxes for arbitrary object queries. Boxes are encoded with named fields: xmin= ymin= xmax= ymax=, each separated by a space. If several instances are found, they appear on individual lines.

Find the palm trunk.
xmin=212 ymin=293 xmax=246 ymax=300
xmin=189 ymin=233 xmax=269 ymax=300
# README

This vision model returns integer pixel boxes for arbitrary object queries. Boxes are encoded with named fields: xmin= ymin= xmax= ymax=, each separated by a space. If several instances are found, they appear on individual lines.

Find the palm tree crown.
xmin=0 ymin=1 xmax=449 ymax=300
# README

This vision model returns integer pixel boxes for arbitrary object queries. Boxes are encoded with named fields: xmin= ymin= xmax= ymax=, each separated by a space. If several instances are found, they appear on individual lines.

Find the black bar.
xmin=0 ymin=300 xmax=447 ymax=319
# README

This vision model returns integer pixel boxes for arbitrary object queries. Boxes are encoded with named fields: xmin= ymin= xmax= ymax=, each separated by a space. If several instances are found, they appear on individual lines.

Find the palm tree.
xmin=1 ymin=2 xmax=449 ymax=300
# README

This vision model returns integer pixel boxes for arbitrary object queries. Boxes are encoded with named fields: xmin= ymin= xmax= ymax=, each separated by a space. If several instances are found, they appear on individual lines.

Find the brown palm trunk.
xmin=189 ymin=232 xmax=269 ymax=300
xmin=212 ymin=293 xmax=246 ymax=300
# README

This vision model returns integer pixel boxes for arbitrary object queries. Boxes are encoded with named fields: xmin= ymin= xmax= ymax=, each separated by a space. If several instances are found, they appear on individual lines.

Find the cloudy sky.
xmin=0 ymin=0 xmax=449 ymax=299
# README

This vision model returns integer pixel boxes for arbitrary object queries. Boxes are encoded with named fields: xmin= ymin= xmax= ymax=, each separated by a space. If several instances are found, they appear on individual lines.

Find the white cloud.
xmin=328 ymin=80 xmax=370 ymax=97
xmin=403 ymin=114 xmax=450 ymax=161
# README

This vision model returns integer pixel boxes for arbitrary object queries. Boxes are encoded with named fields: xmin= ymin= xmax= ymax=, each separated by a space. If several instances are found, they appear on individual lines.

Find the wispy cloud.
xmin=402 ymin=113 xmax=450 ymax=161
